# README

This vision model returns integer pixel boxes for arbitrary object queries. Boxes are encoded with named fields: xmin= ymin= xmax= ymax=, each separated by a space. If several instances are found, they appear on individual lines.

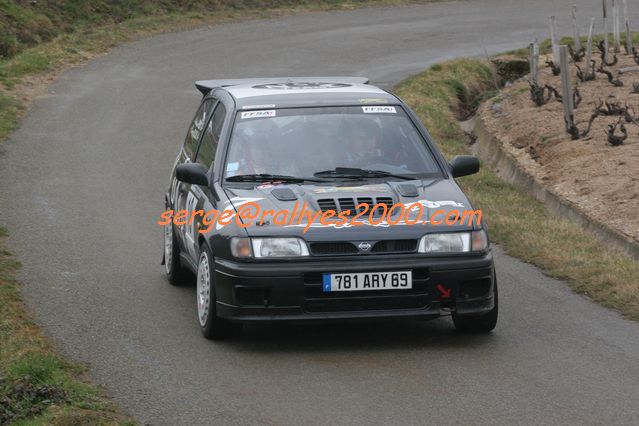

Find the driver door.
xmin=175 ymin=99 xmax=217 ymax=258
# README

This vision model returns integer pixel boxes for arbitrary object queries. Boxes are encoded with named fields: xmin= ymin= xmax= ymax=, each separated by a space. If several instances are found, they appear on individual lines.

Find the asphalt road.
xmin=1 ymin=0 xmax=639 ymax=424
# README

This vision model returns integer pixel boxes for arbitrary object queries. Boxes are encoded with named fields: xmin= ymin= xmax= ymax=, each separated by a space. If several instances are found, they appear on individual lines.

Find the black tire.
xmin=452 ymin=277 xmax=498 ymax=333
xmin=196 ymin=243 xmax=243 ymax=340
xmin=164 ymin=223 xmax=188 ymax=286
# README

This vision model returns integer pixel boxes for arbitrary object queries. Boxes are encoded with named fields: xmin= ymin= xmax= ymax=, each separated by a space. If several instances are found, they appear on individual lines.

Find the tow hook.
xmin=436 ymin=284 xmax=452 ymax=299
xmin=437 ymin=283 xmax=455 ymax=313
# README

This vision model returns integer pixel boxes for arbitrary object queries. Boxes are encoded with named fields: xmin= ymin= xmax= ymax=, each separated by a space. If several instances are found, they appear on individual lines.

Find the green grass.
xmin=395 ymin=58 xmax=639 ymax=320
xmin=0 ymin=228 xmax=132 ymax=425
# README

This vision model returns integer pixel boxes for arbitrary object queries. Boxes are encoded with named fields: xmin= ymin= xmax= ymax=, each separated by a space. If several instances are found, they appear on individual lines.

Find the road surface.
xmin=1 ymin=0 xmax=638 ymax=424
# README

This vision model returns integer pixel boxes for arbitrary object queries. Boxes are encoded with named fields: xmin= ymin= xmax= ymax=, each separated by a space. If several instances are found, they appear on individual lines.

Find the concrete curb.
xmin=470 ymin=112 xmax=639 ymax=261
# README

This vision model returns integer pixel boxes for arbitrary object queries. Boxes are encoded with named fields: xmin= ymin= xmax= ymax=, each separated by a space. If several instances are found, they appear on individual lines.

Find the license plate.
xmin=322 ymin=271 xmax=412 ymax=292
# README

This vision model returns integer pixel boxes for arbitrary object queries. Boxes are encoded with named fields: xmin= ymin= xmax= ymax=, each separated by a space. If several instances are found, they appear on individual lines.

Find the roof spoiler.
xmin=194 ymin=76 xmax=370 ymax=95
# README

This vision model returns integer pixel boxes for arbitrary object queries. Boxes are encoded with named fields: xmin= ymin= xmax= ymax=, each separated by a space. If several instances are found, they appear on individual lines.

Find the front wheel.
xmin=196 ymin=244 xmax=243 ymax=340
xmin=164 ymin=223 xmax=187 ymax=286
xmin=452 ymin=276 xmax=498 ymax=333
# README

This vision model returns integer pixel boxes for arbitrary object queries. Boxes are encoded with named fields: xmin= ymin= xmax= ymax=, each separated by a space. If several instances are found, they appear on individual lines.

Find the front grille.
xmin=310 ymin=242 xmax=358 ymax=255
xmin=310 ymin=239 xmax=417 ymax=256
xmin=372 ymin=239 xmax=418 ymax=253
xmin=302 ymin=268 xmax=431 ymax=313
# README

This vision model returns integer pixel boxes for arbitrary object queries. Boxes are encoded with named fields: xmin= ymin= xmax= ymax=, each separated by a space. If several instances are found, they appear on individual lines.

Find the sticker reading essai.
xmin=240 ymin=110 xmax=276 ymax=119
xmin=362 ymin=106 xmax=396 ymax=114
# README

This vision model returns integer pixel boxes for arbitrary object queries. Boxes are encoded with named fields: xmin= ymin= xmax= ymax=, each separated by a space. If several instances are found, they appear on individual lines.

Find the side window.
xmin=196 ymin=103 xmax=226 ymax=167
xmin=184 ymin=99 xmax=215 ymax=160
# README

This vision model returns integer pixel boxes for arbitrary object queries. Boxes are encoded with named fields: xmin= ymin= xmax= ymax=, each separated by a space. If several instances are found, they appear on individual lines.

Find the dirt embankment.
xmin=479 ymin=52 xmax=639 ymax=246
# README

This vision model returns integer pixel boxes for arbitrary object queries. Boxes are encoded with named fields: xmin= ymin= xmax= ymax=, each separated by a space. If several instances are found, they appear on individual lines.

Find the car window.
xmin=184 ymin=99 xmax=216 ymax=160
xmin=196 ymin=103 xmax=226 ymax=167
xmin=224 ymin=105 xmax=442 ymax=178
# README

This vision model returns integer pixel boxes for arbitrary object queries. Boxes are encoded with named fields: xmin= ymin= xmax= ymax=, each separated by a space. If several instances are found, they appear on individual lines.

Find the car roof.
xmin=197 ymin=77 xmax=400 ymax=109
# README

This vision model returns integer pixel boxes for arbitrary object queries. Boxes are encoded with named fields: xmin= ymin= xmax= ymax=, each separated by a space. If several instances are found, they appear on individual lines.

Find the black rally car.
xmin=163 ymin=77 xmax=497 ymax=339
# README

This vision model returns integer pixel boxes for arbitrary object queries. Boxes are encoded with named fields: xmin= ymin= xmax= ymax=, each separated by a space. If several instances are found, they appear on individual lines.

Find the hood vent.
xmin=397 ymin=184 xmax=419 ymax=197
xmin=317 ymin=196 xmax=395 ymax=215
xmin=376 ymin=197 xmax=393 ymax=210
xmin=338 ymin=197 xmax=356 ymax=212
xmin=271 ymin=187 xmax=297 ymax=201
xmin=317 ymin=198 xmax=337 ymax=211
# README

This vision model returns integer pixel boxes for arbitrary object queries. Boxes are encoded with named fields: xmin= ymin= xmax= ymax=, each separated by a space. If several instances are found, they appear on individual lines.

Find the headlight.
xmin=230 ymin=237 xmax=309 ymax=258
xmin=253 ymin=238 xmax=309 ymax=258
xmin=418 ymin=230 xmax=488 ymax=253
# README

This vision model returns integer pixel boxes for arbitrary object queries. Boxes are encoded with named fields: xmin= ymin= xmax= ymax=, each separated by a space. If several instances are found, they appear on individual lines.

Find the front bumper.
xmin=214 ymin=251 xmax=495 ymax=322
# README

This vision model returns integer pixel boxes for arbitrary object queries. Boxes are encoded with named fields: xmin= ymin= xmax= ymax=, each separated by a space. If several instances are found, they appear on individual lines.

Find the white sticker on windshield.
xmin=227 ymin=162 xmax=239 ymax=172
xmin=362 ymin=106 xmax=396 ymax=114
xmin=241 ymin=110 xmax=276 ymax=119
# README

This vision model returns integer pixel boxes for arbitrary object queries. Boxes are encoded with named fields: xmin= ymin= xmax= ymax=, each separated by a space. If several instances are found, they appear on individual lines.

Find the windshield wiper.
xmin=226 ymin=174 xmax=326 ymax=183
xmin=313 ymin=167 xmax=414 ymax=180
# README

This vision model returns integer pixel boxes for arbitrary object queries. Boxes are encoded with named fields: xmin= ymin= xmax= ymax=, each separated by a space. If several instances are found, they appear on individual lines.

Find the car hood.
xmin=223 ymin=179 xmax=477 ymax=240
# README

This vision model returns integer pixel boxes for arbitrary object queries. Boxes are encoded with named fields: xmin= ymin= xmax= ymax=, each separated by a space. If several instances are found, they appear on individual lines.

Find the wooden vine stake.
xmin=586 ymin=17 xmax=596 ymax=68
xmin=529 ymin=41 xmax=539 ymax=86
xmin=613 ymin=0 xmax=621 ymax=52
xmin=560 ymin=46 xmax=576 ymax=135
xmin=603 ymin=0 xmax=610 ymax=62
xmin=623 ymin=0 xmax=633 ymax=53
xmin=572 ymin=5 xmax=582 ymax=51
xmin=550 ymin=16 xmax=561 ymax=64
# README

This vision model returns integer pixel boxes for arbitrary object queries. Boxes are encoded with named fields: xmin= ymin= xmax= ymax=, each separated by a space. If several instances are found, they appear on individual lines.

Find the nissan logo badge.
xmin=358 ymin=242 xmax=372 ymax=252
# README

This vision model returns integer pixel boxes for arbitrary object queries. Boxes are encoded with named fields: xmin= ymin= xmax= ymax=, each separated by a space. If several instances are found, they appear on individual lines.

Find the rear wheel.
xmin=452 ymin=277 xmax=498 ymax=333
xmin=196 ymin=244 xmax=243 ymax=340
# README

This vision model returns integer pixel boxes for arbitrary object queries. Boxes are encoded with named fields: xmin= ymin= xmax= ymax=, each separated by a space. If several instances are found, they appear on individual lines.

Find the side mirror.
xmin=175 ymin=163 xmax=209 ymax=186
xmin=450 ymin=155 xmax=480 ymax=178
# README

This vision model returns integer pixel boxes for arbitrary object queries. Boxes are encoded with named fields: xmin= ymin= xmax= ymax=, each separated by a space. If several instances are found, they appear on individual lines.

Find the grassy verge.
xmin=395 ymin=58 xmax=639 ymax=320
xmin=0 ymin=227 xmax=133 ymax=425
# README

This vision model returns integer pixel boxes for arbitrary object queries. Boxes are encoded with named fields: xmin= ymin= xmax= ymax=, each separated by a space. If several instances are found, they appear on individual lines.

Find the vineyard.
xmin=480 ymin=38 xmax=639 ymax=246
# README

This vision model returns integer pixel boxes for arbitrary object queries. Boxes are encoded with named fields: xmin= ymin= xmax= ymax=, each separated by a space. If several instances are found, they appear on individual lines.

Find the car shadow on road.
xmin=222 ymin=318 xmax=498 ymax=354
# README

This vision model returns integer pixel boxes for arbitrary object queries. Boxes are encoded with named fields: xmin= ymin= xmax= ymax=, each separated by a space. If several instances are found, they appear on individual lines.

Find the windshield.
xmin=224 ymin=106 xmax=442 ymax=180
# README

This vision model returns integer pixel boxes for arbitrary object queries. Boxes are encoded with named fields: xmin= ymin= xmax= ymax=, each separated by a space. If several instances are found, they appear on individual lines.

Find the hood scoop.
xmin=271 ymin=187 xmax=297 ymax=201
xmin=397 ymin=183 xmax=419 ymax=198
